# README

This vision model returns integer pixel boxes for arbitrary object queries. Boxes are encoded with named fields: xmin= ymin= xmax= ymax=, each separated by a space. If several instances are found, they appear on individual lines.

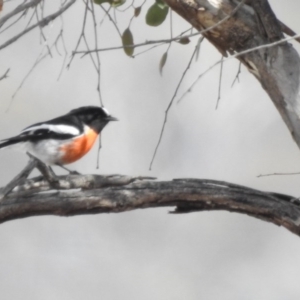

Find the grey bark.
xmin=0 ymin=174 xmax=300 ymax=236
xmin=163 ymin=0 xmax=300 ymax=147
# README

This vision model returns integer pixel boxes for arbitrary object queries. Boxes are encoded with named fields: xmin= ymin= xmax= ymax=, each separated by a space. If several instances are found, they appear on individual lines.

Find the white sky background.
xmin=1 ymin=0 xmax=300 ymax=299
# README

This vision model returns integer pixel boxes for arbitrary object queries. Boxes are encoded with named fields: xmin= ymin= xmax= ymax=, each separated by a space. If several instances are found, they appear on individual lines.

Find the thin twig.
xmin=133 ymin=43 xmax=164 ymax=57
xmin=34 ymin=4 xmax=53 ymax=57
xmin=90 ymin=0 xmax=103 ymax=106
xmin=231 ymin=61 xmax=242 ymax=87
xmin=178 ymin=26 xmax=300 ymax=103
xmin=177 ymin=59 xmax=221 ymax=103
xmin=195 ymin=36 xmax=204 ymax=62
xmin=98 ymin=4 xmax=121 ymax=37
xmin=56 ymin=28 xmax=68 ymax=81
xmin=257 ymin=172 xmax=300 ymax=178
xmin=96 ymin=136 xmax=102 ymax=169
xmin=74 ymin=32 xmax=199 ymax=55
xmin=0 ymin=0 xmax=76 ymax=51
xmin=8 ymin=29 xmax=66 ymax=109
xmin=23 ymin=4 xmax=37 ymax=31
xmin=67 ymin=0 xmax=88 ymax=68
xmin=0 ymin=10 xmax=26 ymax=34
xmin=215 ymin=55 xmax=223 ymax=110
xmin=0 ymin=68 xmax=9 ymax=81
xmin=279 ymin=20 xmax=300 ymax=43
xmin=0 ymin=0 xmax=42 ymax=28
xmin=74 ymin=0 xmax=247 ymax=56
xmin=149 ymin=46 xmax=198 ymax=170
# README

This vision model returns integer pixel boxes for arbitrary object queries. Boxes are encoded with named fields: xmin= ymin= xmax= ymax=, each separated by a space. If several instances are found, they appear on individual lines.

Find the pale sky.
xmin=1 ymin=1 xmax=300 ymax=299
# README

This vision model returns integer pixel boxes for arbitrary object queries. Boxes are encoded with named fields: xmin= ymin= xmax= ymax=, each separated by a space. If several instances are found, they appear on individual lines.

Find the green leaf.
xmin=178 ymin=37 xmax=190 ymax=45
xmin=122 ymin=28 xmax=134 ymax=57
xmin=159 ymin=52 xmax=168 ymax=75
xmin=134 ymin=6 xmax=142 ymax=17
xmin=146 ymin=3 xmax=169 ymax=27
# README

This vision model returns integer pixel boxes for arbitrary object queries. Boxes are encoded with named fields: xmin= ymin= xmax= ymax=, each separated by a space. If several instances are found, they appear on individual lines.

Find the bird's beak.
xmin=107 ymin=115 xmax=118 ymax=121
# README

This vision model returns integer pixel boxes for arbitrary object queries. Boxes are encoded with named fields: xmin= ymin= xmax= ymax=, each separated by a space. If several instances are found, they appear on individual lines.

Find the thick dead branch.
xmin=163 ymin=0 xmax=300 ymax=149
xmin=0 ymin=174 xmax=300 ymax=237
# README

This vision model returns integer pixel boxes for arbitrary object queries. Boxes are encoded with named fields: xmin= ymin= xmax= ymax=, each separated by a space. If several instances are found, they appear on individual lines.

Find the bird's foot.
xmin=56 ymin=164 xmax=81 ymax=175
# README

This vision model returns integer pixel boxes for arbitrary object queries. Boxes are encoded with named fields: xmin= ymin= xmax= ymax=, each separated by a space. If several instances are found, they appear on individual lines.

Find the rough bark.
xmin=1 ymin=174 xmax=300 ymax=237
xmin=163 ymin=0 xmax=300 ymax=147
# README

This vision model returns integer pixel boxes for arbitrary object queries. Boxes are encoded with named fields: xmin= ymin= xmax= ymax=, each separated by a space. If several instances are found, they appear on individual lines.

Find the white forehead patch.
xmin=102 ymin=107 xmax=110 ymax=116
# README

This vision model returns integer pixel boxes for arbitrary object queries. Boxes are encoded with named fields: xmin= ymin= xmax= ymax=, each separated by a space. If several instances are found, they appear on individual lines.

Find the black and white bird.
xmin=0 ymin=106 xmax=118 ymax=166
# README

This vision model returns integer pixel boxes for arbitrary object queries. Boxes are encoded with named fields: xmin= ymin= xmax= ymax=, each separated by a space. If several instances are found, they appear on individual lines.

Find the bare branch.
xmin=0 ymin=0 xmax=42 ymax=28
xmin=74 ymin=0 xmax=247 ymax=56
xmin=177 ymin=32 xmax=300 ymax=103
xmin=215 ymin=56 xmax=223 ymax=110
xmin=90 ymin=0 xmax=103 ymax=106
xmin=231 ymin=61 xmax=242 ymax=87
xmin=67 ymin=0 xmax=89 ymax=68
xmin=8 ymin=30 xmax=67 ymax=108
xmin=177 ymin=59 xmax=221 ymax=103
xmin=258 ymin=172 xmax=300 ymax=178
xmin=56 ymin=28 xmax=68 ymax=80
xmin=1 ymin=176 xmax=300 ymax=237
xmin=98 ymin=3 xmax=121 ymax=37
xmin=0 ymin=0 xmax=76 ymax=51
xmin=0 ymin=9 xmax=26 ymax=34
xmin=149 ymin=46 xmax=197 ymax=170
xmin=0 ymin=68 xmax=9 ymax=81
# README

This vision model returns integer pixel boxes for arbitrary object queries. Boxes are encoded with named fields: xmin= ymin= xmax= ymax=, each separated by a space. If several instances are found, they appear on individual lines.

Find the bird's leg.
xmin=26 ymin=153 xmax=59 ymax=187
xmin=36 ymin=163 xmax=59 ymax=188
xmin=56 ymin=164 xmax=81 ymax=175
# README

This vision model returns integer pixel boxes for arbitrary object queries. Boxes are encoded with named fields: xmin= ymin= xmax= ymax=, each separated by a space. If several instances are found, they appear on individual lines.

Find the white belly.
xmin=7 ymin=139 xmax=68 ymax=165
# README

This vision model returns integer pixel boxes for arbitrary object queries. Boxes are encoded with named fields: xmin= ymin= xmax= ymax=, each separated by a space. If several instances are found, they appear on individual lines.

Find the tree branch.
xmin=0 ymin=68 xmax=9 ymax=81
xmin=162 ymin=0 xmax=300 ymax=149
xmin=0 ymin=0 xmax=76 ymax=51
xmin=0 ymin=0 xmax=42 ymax=28
xmin=1 ymin=174 xmax=300 ymax=237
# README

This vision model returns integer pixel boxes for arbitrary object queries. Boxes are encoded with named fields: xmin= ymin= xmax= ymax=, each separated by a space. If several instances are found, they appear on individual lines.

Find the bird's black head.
xmin=69 ymin=106 xmax=118 ymax=133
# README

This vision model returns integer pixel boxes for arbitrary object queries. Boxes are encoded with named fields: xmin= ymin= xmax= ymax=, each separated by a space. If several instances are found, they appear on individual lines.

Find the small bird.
xmin=0 ymin=106 xmax=118 ymax=166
